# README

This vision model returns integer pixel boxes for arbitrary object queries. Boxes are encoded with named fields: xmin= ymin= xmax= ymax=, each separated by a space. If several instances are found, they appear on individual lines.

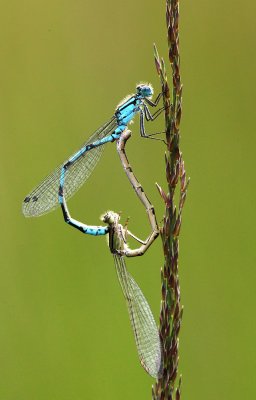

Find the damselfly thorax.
xmin=102 ymin=211 xmax=129 ymax=255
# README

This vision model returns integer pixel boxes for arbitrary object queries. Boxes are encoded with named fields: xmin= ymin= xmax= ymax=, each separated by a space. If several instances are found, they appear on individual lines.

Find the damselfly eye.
xmin=136 ymin=84 xmax=153 ymax=98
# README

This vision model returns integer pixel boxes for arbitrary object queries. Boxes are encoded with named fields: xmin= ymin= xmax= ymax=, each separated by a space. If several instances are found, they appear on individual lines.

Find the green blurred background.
xmin=1 ymin=0 xmax=255 ymax=399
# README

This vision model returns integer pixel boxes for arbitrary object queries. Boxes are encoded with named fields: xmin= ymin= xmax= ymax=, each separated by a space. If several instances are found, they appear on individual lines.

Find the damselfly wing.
xmin=113 ymin=254 xmax=162 ymax=378
xmin=23 ymin=117 xmax=117 ymax=217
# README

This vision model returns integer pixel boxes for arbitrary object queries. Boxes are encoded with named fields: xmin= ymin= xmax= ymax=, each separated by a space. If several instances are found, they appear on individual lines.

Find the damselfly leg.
xmin=140 ymin=95 xmax=167 ymax=142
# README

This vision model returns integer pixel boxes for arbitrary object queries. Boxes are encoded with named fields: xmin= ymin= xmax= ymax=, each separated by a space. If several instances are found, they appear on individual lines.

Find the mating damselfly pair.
xmin=23 ymin=84 xmax=164 ymax=378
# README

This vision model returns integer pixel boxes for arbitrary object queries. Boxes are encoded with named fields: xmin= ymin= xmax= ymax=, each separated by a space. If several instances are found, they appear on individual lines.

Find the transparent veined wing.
xmin=113 ymin=255 xmax=162 ymax=378
xmin=22 ymin=116 xmax=117 ymax=217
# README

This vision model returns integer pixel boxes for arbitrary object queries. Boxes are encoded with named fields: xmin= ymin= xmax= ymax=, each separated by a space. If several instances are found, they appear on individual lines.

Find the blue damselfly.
xmin=22 ymin=84 xmax=163 ymax=218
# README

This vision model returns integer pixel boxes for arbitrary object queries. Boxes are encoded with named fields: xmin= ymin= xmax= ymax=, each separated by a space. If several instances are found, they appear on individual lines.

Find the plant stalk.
xmin=152 ymin=1 xmax=189 ymax=399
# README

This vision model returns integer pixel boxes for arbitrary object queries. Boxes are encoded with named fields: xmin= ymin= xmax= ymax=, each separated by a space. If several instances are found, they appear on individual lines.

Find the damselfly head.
xmin=101 ymin=210 xmax=120 ymax=225
xmin=136 ymin=83 xmax=153 ymax=98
